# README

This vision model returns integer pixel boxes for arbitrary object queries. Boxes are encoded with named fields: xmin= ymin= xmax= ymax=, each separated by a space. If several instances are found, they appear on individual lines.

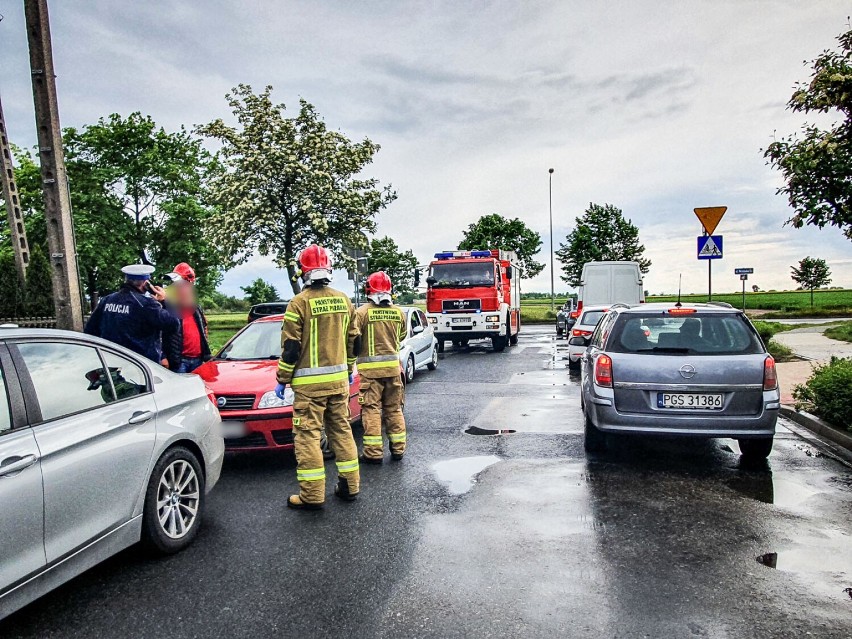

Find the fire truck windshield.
xmin=430 ymin=262 xmax=495 ymax=288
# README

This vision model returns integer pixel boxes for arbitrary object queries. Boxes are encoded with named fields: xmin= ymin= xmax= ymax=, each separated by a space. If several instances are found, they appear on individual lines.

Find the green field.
xmin=519 ymin=289 xmax=852 ymax=321
xmin=206 ymin=312 xmax=249 ymax=352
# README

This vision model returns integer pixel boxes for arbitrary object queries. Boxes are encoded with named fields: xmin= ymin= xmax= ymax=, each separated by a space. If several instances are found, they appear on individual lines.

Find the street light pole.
xmin=548 ymin=168 xmax=555 ymax=312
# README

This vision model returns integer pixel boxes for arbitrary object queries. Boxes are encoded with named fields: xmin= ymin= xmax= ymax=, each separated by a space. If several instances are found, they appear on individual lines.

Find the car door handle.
xmin=127 ymin=410 xmax=154 ymax=425
xmin=0 ymin=454 xmax=39 ymax=478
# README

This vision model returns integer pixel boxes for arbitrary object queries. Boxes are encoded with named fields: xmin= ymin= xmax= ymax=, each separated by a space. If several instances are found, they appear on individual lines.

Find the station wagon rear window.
xmin=606 ymin=313 xmax=764 ymax=355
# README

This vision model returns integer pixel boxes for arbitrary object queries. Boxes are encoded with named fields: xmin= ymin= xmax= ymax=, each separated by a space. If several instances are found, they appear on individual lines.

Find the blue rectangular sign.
xmin=734 ymin=267 xmax=753 ymax=275
xmin=697 ymin=235 xmax=723 ymax=260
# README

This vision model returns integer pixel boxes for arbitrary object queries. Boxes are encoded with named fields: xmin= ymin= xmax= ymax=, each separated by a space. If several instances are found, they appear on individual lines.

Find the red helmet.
xmin=298 ymin=244 xmax=332 ymax=273
xmin=366 ymin=271 xmax=393 ymax=295
xmin=167 ymin=262 xmax=196 ymax=284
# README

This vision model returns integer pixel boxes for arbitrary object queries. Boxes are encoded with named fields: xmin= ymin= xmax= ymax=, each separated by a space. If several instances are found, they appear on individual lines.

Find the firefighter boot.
xmin=358 ymin=378 xmax=385 ymax=462
xmin=335 ymin=476 xmax=358 ymax=501
xmin=291 ymin=394 xmax=327 ymax=508
xmin=324 ymin=391 xmax=361 ymax=498
xmin=384 ymin=375 xmax=407 ymax=461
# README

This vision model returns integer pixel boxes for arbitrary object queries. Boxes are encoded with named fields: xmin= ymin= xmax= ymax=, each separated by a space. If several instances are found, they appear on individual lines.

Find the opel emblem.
xmin=679 ymin=364 xmax=696 ymax=379
xmin=216 ymin=396 xmax=227 ymax=408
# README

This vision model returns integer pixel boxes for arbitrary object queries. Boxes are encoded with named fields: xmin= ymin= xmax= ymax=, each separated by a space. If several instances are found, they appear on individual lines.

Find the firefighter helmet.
xmin=297 ymin=244 xmax=333 ymax=284
xmin=365 ymin=271 xmax=393 ymax=295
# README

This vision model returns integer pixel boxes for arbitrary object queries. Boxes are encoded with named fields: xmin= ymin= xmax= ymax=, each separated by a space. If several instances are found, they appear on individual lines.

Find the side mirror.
xmin=412 ymin=325 xmax=424 ymax=335
xmin=426 ymin=276 xmax=436 ymax=286
xmin=568 ymin=336 xmax=589 ymax=347
xmin=506 ymin=266 xmax=513 ymax=280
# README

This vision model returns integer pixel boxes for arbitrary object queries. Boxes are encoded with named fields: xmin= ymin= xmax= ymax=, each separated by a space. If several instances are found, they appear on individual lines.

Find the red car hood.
xmin=194 ymin=358 xmax=280 ymax=396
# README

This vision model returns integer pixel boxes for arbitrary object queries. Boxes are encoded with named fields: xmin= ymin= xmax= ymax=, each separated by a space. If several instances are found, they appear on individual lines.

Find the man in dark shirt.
xmin=84 ymin=265 xmax=179 ymax=363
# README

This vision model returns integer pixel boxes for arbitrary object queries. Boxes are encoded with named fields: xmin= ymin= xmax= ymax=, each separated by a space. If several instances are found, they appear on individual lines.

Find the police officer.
xmin=84 ymin=265 xmax=179 ymax=363
xmin=275 ymin=245 xmax=361 ymax=510
xmin=353 ymin=272 xmax=407 ymax=463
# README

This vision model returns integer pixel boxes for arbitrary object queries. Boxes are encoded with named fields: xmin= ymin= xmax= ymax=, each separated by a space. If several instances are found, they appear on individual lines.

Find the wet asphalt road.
xmin=3 ymin=325 xmax=852 ymax=638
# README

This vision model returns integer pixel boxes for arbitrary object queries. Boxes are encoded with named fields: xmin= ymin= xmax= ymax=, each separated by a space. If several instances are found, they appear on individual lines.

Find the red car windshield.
xmin=218 ymin=321 xmax=282 ymax=360
xmin=429 ymin=262 xmax=495 ymax=288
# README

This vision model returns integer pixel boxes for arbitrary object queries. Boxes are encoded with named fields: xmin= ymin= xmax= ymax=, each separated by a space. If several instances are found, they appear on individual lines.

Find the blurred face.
xmin=173 ymin=281 xmax=196 ymax=308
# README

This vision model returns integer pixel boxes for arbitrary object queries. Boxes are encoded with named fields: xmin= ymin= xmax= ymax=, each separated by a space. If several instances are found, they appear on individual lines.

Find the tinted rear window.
xmin=579 ymin=310 xmax=606 ymax=326
xmin=606 ymin=313 xmax=764 ymax=355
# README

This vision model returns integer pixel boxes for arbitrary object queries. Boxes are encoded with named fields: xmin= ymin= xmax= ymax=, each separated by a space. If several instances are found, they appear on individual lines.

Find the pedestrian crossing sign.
xmin=697 ymin=235 xmax=723 ymax=260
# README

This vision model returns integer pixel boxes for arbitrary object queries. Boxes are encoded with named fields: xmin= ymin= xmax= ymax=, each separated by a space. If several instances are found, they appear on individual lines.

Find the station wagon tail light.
xmin=572 ymin=329 xmax=592 ymax=337
xmin=595 ymin=355 xmax=613 ymax=387
xmin=667 ymin=308 xmax=697 ymax=315
xmin=763 ymin=356 xmax=778 ymax=391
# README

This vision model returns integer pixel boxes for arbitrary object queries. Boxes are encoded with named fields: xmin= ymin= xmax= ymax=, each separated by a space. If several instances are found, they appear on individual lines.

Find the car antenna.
xmin=675 ymin=274 xmax=682 ymax=308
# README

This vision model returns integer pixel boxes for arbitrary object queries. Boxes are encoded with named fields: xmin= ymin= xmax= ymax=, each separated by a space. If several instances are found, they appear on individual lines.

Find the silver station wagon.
xmin=0 ymin=328 xmax=225 ymax=620
xmin=574 ymin=303 xmax=780 ymax=458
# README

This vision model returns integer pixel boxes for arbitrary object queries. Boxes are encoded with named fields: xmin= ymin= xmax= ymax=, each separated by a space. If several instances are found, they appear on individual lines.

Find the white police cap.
xmin=121 ymin=264 xmax=155 ymax=280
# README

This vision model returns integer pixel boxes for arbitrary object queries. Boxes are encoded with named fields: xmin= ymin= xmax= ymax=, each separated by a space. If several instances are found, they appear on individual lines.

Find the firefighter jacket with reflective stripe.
xmin=352 ymin=302 xmax=406 ymax=379
xmin=277 ymin=285 xmax=358 ymax=395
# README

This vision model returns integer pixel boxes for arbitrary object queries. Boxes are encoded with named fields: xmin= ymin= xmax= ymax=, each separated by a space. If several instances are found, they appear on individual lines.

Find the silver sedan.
xmin=0 ymin=328 xmax=224 ymax=620
xmin=575 ymin=304 xmax=780 ymax=459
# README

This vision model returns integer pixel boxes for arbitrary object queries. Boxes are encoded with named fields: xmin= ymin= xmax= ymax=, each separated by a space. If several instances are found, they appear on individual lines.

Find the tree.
xmin=197 ymin=85 xmax=396 ymax=295
xmin=24 ymin=245 xmax=54 ymax=316
xmin=366 ymin=236 xmax=419 ymax=301
xmin=241 ymin=278 xmax=280 ymax=305
xmin=457 ymin=214 xmax=544 ymax=278
xmin=7 ymin=143 xmax=138 ymax=311
xmin=764 ymin=27 xmax=852 ymax=240
xmin=790 ymin=256 xmax=832 ymax=307
xmin=555 ymin=203 xmax=651 ymax=286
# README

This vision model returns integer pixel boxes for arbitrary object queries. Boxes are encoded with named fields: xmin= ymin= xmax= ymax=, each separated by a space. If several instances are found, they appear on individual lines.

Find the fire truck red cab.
xmin=425 ymin=249 xmax=521 ymax=353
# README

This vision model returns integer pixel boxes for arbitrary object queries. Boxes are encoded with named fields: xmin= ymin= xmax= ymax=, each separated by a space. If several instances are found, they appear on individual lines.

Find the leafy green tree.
xmin=366 ymin=236 xmax=418 ymax=300
xmin=7 ymin=144 xmax=138 ymax=311
xmin=24 ymin=244 xmax=55 ymax=316
xmin=555 ymin=203 xmax=651 ymax=286
xmin=0 ymin=249 xmax=25 ymax=317
xmin=458 ymin=214 xmax=544 ymax=278
xmin=764 ymin=27 xmax=852 ymax=240
xmin=790 ymin=256 xmax=832 ymax=307
xmin=241 ymin=278 xmax=280 ymax=305
xmin=197 ymin=85 xmax=396 ymax=295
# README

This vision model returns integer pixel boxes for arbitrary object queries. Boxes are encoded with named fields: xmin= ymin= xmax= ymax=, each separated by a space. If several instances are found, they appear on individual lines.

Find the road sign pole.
xmin=742 ymin=277 xmax=746 ymax=312
xmin=704 ymin=230 xmax=712 ymax=301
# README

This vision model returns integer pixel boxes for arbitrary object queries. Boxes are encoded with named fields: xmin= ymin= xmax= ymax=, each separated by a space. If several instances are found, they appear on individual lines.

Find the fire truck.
xmin=425 ymin=250 xmax=521 ymax=353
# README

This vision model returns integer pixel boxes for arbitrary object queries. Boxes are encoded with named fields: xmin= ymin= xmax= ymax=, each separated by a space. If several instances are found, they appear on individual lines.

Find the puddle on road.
xmin=465 ymin=426 xmax=516 ymax=436
xmin=432 ymin=455 xmax=500 ymax=495
xmin=728 ymin=475 xmax=821 ymax=508
xmin=754 ymin=530 xmax=852 ymax=598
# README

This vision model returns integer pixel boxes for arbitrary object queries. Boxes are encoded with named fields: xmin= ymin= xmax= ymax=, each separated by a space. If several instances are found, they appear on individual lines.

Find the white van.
xmin=578 ymin=261 xmax=644 ymax=312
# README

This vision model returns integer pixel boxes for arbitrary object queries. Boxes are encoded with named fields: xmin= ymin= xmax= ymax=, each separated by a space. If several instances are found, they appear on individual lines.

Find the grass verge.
xmin=824 ymin=321 xmax=852 ymax=343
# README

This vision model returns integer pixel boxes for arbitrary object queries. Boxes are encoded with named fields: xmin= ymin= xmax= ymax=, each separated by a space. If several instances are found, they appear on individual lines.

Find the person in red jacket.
xmin=162 ymin=262 xmax=211 ymax=373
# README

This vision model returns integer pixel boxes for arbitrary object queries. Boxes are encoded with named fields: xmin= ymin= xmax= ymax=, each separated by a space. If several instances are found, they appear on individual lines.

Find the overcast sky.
xmin=2 ymin=0 xmax=851 ymax=297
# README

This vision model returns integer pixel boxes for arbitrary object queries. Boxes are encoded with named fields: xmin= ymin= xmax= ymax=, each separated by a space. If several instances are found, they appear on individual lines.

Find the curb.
xmin=780 ymin=406 xmax=852 ymax=464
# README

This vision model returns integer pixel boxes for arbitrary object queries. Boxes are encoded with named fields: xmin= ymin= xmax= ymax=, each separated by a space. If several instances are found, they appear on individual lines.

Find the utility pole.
xmin=0 ymin=95 xmax=30 ymax=286
xmin=548 ymin=168 xmax=555 ymax=312
xmin=24 ymin=0 xmax=83 ymax=330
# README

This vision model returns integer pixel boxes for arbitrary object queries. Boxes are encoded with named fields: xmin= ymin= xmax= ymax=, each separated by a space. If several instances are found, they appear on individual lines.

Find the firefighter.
xmin=275 ymin=244 xmax=361 ymax=510
xmin=353 ymin=271 xmax=407 ymax=464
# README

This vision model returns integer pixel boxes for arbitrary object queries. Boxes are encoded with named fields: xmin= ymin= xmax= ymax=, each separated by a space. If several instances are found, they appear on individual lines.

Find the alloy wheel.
xmin=157 ymin=460 xmax=200 ymax=539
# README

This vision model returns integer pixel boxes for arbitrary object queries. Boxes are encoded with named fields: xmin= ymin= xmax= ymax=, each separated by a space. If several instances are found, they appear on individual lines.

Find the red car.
xmin=195 ymin=314 xmax=363 ymax=452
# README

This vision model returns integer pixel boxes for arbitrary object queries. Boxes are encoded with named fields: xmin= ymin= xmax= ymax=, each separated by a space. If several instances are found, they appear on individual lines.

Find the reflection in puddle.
xmin=432 ymin=455 xmax=500 ymax=495
xmin=729 ymin=474 xmax=821 ymax=508
xmin=465 ymin=426 xmax=516 ymax=436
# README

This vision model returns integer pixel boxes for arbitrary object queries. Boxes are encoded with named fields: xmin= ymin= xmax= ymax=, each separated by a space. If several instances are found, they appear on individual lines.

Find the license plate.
xmin=452 ymin=317 xmax=472 ymax=324
xmin=221 ymin=420 xmax=247 ymax=438
xmin=657 ymin=393 xmax=723 ymax=409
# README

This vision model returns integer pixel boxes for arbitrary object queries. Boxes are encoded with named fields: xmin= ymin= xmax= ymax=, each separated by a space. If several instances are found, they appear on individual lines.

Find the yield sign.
xmin=694 ymin=206 xmax=727 ymax=235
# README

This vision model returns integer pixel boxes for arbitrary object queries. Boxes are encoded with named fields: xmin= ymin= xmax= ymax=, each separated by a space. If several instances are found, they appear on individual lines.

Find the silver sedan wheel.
xmin=157 ymin=460 xmax=200 ymax=540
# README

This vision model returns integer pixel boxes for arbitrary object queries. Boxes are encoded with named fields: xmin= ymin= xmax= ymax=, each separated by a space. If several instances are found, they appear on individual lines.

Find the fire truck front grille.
xmin=442 ymin=299 xmax=481 ymax=312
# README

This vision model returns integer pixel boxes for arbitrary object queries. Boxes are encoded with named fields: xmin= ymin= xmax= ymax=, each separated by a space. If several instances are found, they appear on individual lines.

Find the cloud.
xmin=1 ymin=0 xmax=850 ymax=299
